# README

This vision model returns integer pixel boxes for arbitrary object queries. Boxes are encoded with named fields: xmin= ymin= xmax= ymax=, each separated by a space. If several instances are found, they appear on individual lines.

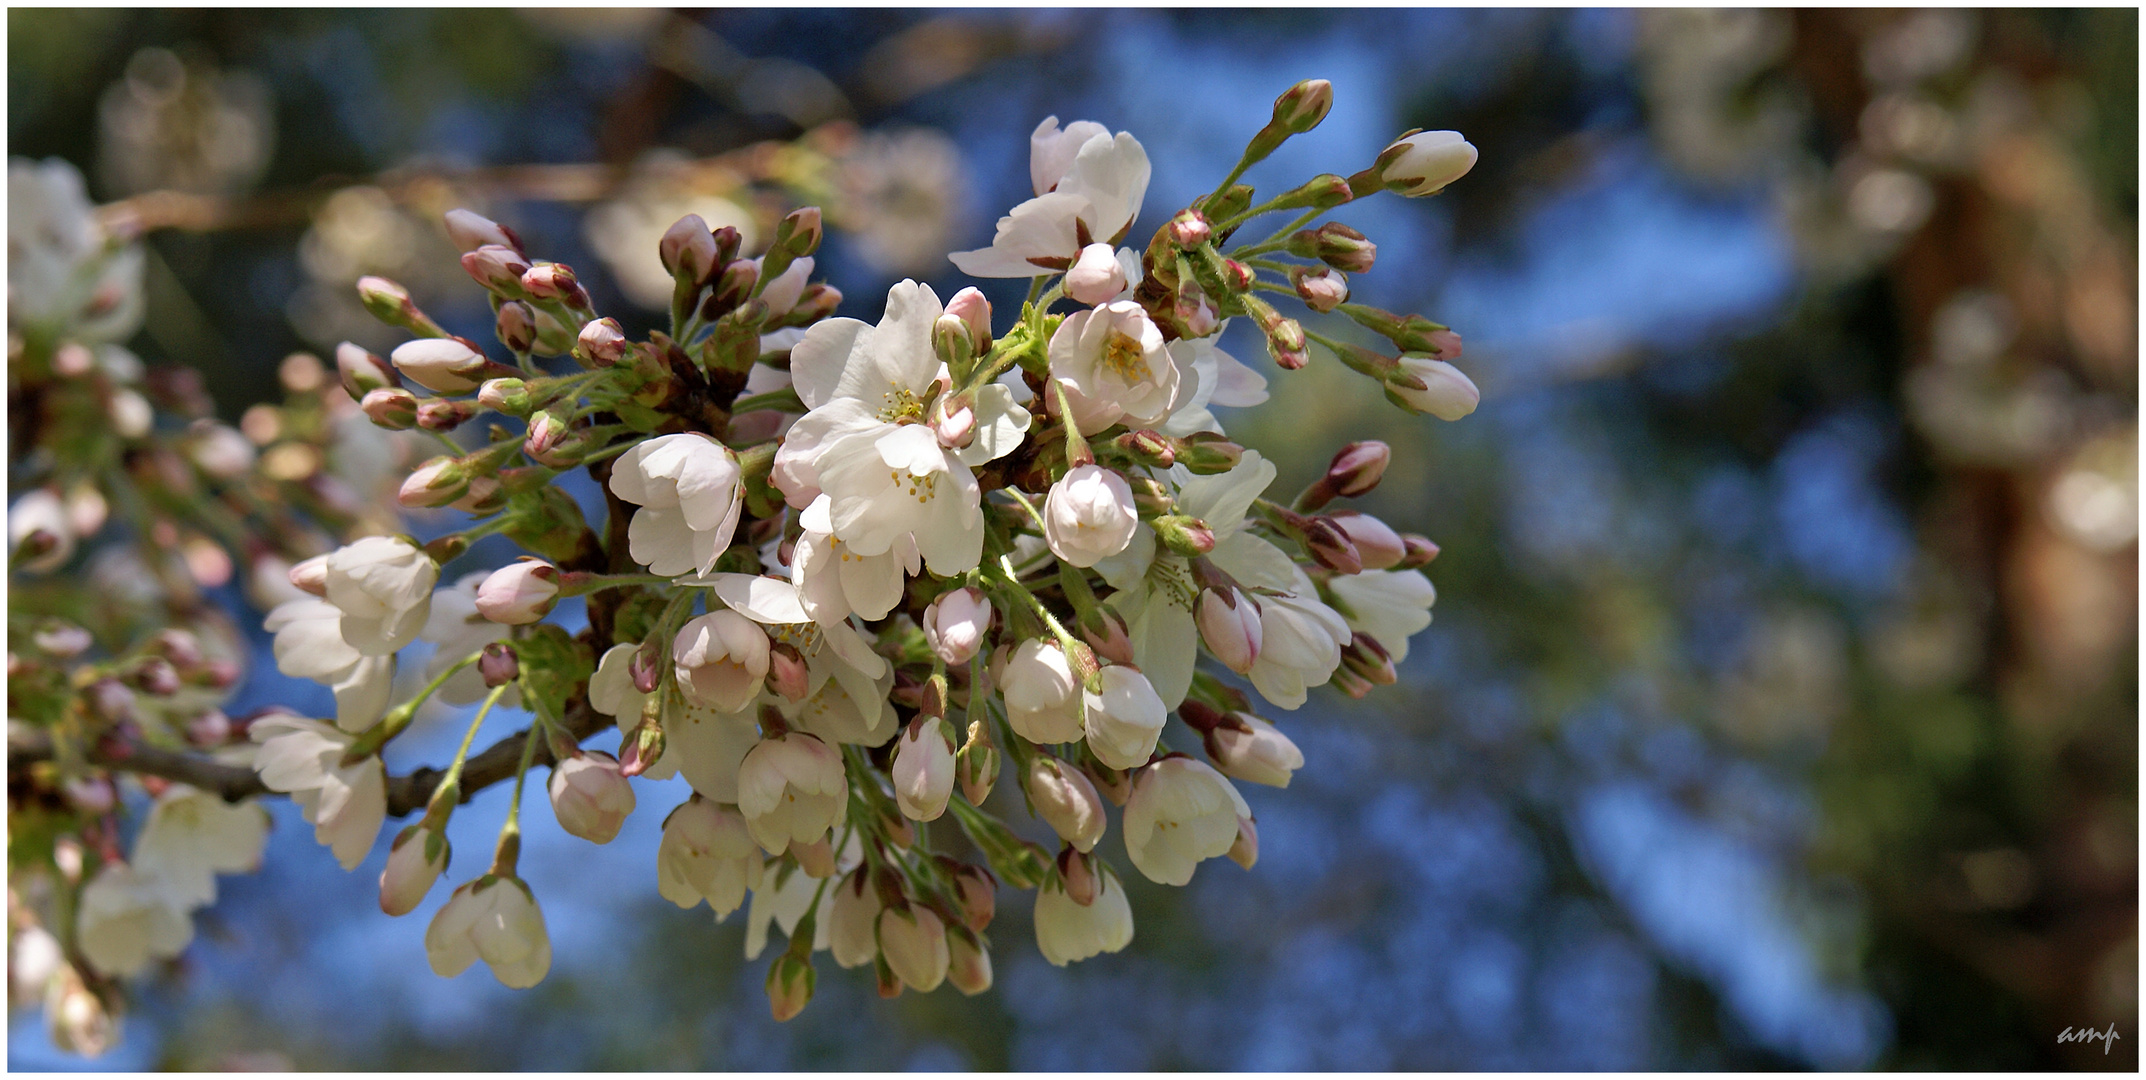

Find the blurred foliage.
xmin=7 ymin=7 xmax=2135 ymax=1072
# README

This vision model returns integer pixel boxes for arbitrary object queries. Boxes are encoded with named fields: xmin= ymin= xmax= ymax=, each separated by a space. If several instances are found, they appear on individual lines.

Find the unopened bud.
xmin=709 ymin=260 xmax=758 ymax=314
xmin=576 ymin=318 xmax=629 ymax=368
xmin=1343 ymin=304 xmax=1446 ymax=354
xmin=766 ymin=642 xmax=810 ymax=702
xmin=87 ymin=679 xmax=134 ymax=722
xmin=416 ymin=398 xmax=479 ymax=431
xmin=1113 ymin=428 xmax=1174 ymax=469
xmin=775 ymin=206 xmax=823 ymax=258
xmin=380 ymin=823 xmax=449 ymax=916
xmin=1302 ymin=516 xmax=1363 ymax=574
xmin=1164 ymin=208 xmax=1211 ymax=250
xmin=1274 ymin=173 xmax=1354 ymax=214
xmin=658 ymin=214 xmax=718 ymax=285
xmin=957 ymin=720 xmax=1000 ymax=806
xmin=1340 ymin=633 xmax=1397 ymax=685
xmin=945 ymin=287 xmax=992 ymax=351
xmin=360 ymin=387 xmax=418 ymax=429
xmin=478 ymin=378 xmax=532 ymax=417
xmin=494 ymin=301 xmax=537 ymax=354
xmin=335 ymin=342 xmax=401 ymax=400
xmin=1362 ymin=129 xmax=1478 ymax=198
xmin=287 ymin=553 xmax=330 ymax=596
xmin=1057 ymin=845 xmax=1099 ymax=906
xmin=1172 ymin=431 xmax=1243 ymax=475
xmin=1078 ymin=607 xmax=1137 ymax=667
xmin=1324 ymin=441 xmax=1389 ymax=499
xmin=793 ymin=836 xmax=837 ymax=878
xmin=1197 ymin=587 xmax=1263 ymax=674
xmin=782 ymin=283 xmax=841 ymax=327
xmin=399 ymin=456 xmax=470 ymax=508
xmin=1427 ymin=328 xmax=1463 ymax=362
xmin=1228 ymin=815 xmax=1259 ymax=869
xmin=390 ymin=337 xmax=508 ymax=395
xmin=619 ymin=704 xmax=666 ymax=779
xmin=1328 ymin=510 xmax=1405 ymax=569
xmin=519 ymin=263 xmax=581 ymax=304
xmin=1271 ymin=78 xmax=1334 ymax=134
xmin=1175 ymin=287 xmax=1220 ymax=338
xmin=451 ymin=476 xmax=505 ymax=515
xmin=1330 ymin=665 xmax=1373 ymax=699
xmin=31 ymin=620 xmax=91 ymax=659
xmin=476 ymin=560 xmax=560 ymax=625
xmin=461 ymin=244 xmax=532 ymax=294
xmin=1397 ymin=534 xmax=1441 ymax=568
xmin=1065 ymin=243 xmax=1127 ymax=306
xmin=132 ymin=657 xmax=180 ymax=696
xmin=953 ymin=864 xmax=997 ymax=931
xmin=932 ymin=313 xmax=976 ymax=376
xmin=1289 ymin=222 xmax=1376 ymax=273
xmin=629 ymin=642 xmax=662 ymax=695
xmin=356 ymin=276 xmax=448 ymax=337
xmin=1291 ymin=265 xmax=1349 ymax=312
xmin=444 ymin=209 xmax=521 ymax=254
xmin=186 ymin=708 xmax=231 ymax=747
xmin=1243 ymin=296 xmax=1308 ymax=370
xmin=522 ymin=411 xmax=573 ymax=466
xmin=766 ymin=953 xmax=816 ymax=1022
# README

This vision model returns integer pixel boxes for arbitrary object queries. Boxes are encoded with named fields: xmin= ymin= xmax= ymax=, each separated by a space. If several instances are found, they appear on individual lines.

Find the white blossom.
xmin=1044 ymin=464 xmax=1139 ymax=568
xmin=264 ymin=598 xmax=396 ymax=731
xmin=1207 ymin=714 xmax=1304 ymax=788
xmin=1083 ymin=664 xmax=1167 ymax=770
xmin=1122 ymin=756 xmax=1249 ymax=886
xmin=827 ymin=869 xmax=883 ymax=969
xmin=892 ymin=716 xmax=956 ymax=821
xmin=9 ymin=158 xmax=143 ymax=341
xmin=656 ymin=798 xmax=763 ymax=917
xmin=736 ymin=732 xmax=848 ymax=855
xmin=251 ymin=714 xmax=387 ymax=869
xmin=321 ymin=536 xmax=438 ymax=655
xmin=1326 ymin=568 xmax=1438 ymax=663
xmin=418 ymin=572 xmax=516 ymax=708
xmin=793 ymin=495 xmax=916 ymax=622
xmin=609 ymin=433 xmax=745 ymax=578
xmin=1245 ymin=590 xmax=1352 ymax=710
xmin=424 ymin=876 xmax=552 ymax=989
xmin=1033 ymin=864 xmax=1134 ymax=967
xmin=673 ymin=610 xmax=770 ymax=714
xmin=1047 ymin=301 xmax=1178 ymax=434
xmin=130 ymin=785 xmax=269 ymax=909
xmin=1390 ymin=355 xmax=1479 ymax=420
xmin=75 ymin=864 xmax=192 ymax=978
xmin=1374 ymin=130 xmax=1479 ymax=197
xmin=949 ymin=118 xmax=1150 ymax=278
xmin=1001 ymin=639 xmax=1084 ymax=744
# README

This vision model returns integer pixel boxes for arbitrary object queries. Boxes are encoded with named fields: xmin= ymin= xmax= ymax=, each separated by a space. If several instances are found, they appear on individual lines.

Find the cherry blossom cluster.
xmin=9 ymin=79 xmax=1481 ymax=1034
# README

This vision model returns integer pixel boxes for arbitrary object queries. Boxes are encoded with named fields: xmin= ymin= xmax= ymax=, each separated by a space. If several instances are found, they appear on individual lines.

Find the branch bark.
xmin=8 ymin=697 xmax=609 ymax=819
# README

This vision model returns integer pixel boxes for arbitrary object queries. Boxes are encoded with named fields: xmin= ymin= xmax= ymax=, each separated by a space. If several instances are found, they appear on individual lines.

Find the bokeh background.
xmin=7 ymin=7 xmax=2137 ymax=1071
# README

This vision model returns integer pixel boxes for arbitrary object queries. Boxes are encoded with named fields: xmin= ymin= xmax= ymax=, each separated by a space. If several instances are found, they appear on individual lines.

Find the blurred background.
xmin=6 ymin=7 xmax=2136 ymax=1071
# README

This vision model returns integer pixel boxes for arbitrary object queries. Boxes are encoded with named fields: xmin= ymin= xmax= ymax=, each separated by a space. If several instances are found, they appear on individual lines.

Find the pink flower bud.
xmin=495 ymin=301 xmax=537 ymax=353
xmin=1078 ymin=607 xmax=1137 ymax=667
xmin=1228 ymin=814 xmax=1259 ymax=869
xmin=461 ymin=244 xmax=532 ymax=293
xmin=573 ymin=318 xmax=627 ymax=367
xmin=1398 ymin=534 xmax=1441 ymax=568
xmin=930 ymin=394 xmax=976 ymax=449
xmin=186 ymin=708 xmax=232 ymax=747
xmin=658 ymin=214 xmax=718 ymax=285
xmin=1056 ymin=845 xmax=1099 ymax=906
xmin=416 ymin=398 xmax=479 ymax=431
xmin=922 ymin=588 xmax=992 ymax=666
xmin=479 ymin=641 xmax=520 ymax=687
xmin=1428 ymin=328 xmax=1463 ymax=362
xmin=519 ymin=263 xmax=577 ymax=302
xmin=947 ymin=926 xmax=993 ymax=995
xmin=522 ymin=411 xmax=573 ymax=466
xmin=380 ymin=824 xmax=448 ymax=916
xmin=335 ymin=341 xmax=401 ymax=400
xmin=1025 ymin=756 xmax=1106 ymax=853
xmin=1272 ymin=78 xmax=1333 ymax=133
xmin=478 ymin=378 xmax=531 ymax=416
xmin=1065 ymin=243 xmax=1127 ymax=306
xmin=1325 ymin=441 xmax=1390 ymax=498
xmin=1291 ymin=266 xmax=1349 ymax=313
xmin=1176 ymin=289 xmax=1221 ymax=337
xmin=945 ymin=287 xmax=993 ymax=351
xmin=1290 ymin=222 xmax=1376 ymax=273
xmin=360 ymin=387 xmax=418 ymax=429
xmin=1301 ymin=516 xmax=1363 ymax=574
xmin=1164 ymin=209 xmax=1211 ymax=250
xmin=953 ymin=864 xmax=996 ymax=931
xmin=475 ymin=558 xmax=561 ymax=624
xmin=548 ymin=751 xmax=636 ymax=845
xmin=1328 ymin=510 xmax=1405 ymax=569
xmin=1196 ymin=588 xmax=1263 ymax=674
xmin=892 ymin=715 xmax=956 ymax=822
xmin=63 ymin=776 xmax=115 ymax=814
xmin=399 ymin=456 xmax=470 ymax=508
xmin=766 ymin=641 xmax=810 ymax=702
xmin=443 ymin=209 xmax=520 ymax=254
xmin=1341 ymin=633 xmax=1398 ymax=686
xmin=287 ymin=553 xmax=330 ymax=596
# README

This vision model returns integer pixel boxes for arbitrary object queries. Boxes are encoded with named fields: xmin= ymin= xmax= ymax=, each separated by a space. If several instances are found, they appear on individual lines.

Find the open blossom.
xmin=264 ymin=598 xmax=395 ymax=731
xmin=1047 ymin=301 xmax=1178 ymax=434
xmin=892 ymin=716 xmax=956 ymax=821
xmin=737 ymin=732 xmax=848 ymax=855
xmin=1033 ymin=864 xmax=1134 ymax=967
xmin=877 ymin=905 xmax=950 ymax=992
xmin=549 ymin=751 xmax=636 ymax=844
xmin=322 ymin=536 xmax=438 ymax=655
xmin=776 ymin=280 xmax=1027 ymax=576
xmin=673 ymin=610 xmax=771 ymax=713
xmin=1205 ymin=713 xmax=1304 ymax=788
xmin=425 ymin=876 xmax=552 ymax=989
xmin=251 ymin=714 xmax=387 ymax=869
xmin=75 ymin=864 xmax=193 ymax=977
xmin=1245 ymin=590 xmax=1352 ymax=710
xmin=656 ymin=797 xmax=763 ymax=916
xmin=792 ymin=494 xmax=918 ymax=623
xmin=609 ymin=433 xmax=745 ymax=578
xmin=130 ymin=785 xmax=270 ymax=909
xmin=1044 ymin=465 xmax=1139 ymax=567
xmin=1326 ymin=568 xmax=1438 ymax=663
xmin=950 ymin=117 xmax=1150 ymax=278
xmin=706 ymin=572 xmax=897 ymax=748
xmin=1122 ymin=757 xmax=1250 ymax=886
xmin=1083 ymin=665 xmax=1167 ymax=770
xmin=1001 ymin=639 xmax=1084 ymax=744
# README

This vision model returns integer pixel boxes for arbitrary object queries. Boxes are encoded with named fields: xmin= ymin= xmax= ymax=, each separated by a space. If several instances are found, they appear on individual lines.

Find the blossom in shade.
xmin=656 ymin=797 xmax=763 ymax=917
xmin=1033 ymin=863 xmax=1134 ymax=966
xmin=736 ymin=732 xmax=848 ymax=855
xmin=1122 ymin=756 xmax=1250 ymax=886
xmin=424 ymin=875 xmax=552 ymax=989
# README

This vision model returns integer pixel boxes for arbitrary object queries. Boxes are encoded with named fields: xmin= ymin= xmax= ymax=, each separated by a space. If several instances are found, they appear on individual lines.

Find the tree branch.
xmin=7 ymin=697 xmax=610 ymax=819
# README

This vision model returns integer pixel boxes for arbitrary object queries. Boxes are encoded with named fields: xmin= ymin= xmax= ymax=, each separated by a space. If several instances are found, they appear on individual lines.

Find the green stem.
xmin=1230 ymin=207 xmax=1324 ymax=257
xmin=1003 ymin=487 xmax=1048 ymax=532
xmin=423 ymin=682 xmax=510 ymax=825
xmin=489 ymin=722 xmax=543 ymax=876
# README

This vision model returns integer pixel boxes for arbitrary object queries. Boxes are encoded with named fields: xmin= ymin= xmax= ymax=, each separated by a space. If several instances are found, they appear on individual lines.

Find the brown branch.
xmin=7 ymin=697 xmax=610 ymax=819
